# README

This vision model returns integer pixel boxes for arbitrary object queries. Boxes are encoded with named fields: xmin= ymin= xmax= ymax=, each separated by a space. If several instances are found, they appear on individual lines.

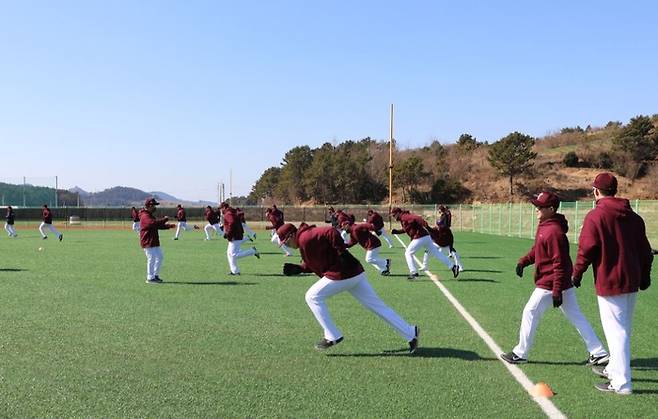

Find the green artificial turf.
xmin=0 ymin=228 xmax=656 ymax=418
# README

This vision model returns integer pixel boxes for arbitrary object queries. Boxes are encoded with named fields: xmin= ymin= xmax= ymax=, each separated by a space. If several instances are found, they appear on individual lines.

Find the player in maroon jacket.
xmin=130 ymin=206 xmax=140 ymax=233
xmin=221 ymin=203 xmax=259 ymax=275
xmin=139 ymin=198 xmax=176 ymax=284
xmin=5 ymin=205 xmax=17 ymax=238
xmin=266 ymin=206 xmax=292 ymax=256
xmin=277 ymin=222 xmax=419 ymax=353
xmin=572 ymin=173 xmax=653 ymax=394
xmin=173 ymin=204 xmax=200 ymax=240
xmin=421 ymin=223 xmax=464 ymax=273
xmin=390 ymin=208 xmax=458 ymax=279
xmin=39 ymin=204 xmax=62 ymax=241
xmin=236 ymin=207 xmax=256 ymax=242
xmin=499 ymin=191 xmax=609 ymax=367
xmin=366 ymin=209 xmax=394 ymax=248
xmin=203 ymin=205 xmax=223 ymax=240
xmin=341 ymin=220 xmax=390 ymax=276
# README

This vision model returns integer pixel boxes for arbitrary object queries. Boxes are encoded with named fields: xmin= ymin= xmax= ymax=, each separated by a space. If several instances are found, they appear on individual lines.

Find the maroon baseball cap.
xmin=592 ymin=172 xmax=618 ymax=192
xmin=390 ymin=207 xmax=402 ymax=216
xmin=144 ymin=198 xmax=160 ymax=206
xmin=277 ymin=223 xmax=298 ymax=241
xmin=531 ymin=191 xmax=560 ymax=208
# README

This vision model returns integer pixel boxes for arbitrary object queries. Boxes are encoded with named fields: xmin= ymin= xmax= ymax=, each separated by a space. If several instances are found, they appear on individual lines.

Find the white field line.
xmin=394 ymin=235 xmax=567 ymax=419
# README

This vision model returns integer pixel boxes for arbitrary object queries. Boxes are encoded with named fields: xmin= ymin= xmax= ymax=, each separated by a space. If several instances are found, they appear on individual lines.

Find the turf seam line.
xmin=394 ymin=235 xmax=566 ymax=419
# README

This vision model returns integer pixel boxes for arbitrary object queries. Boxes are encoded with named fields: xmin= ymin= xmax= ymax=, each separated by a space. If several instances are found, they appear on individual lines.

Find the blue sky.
xmin=1 ymin=1 xmax=657 ymax=201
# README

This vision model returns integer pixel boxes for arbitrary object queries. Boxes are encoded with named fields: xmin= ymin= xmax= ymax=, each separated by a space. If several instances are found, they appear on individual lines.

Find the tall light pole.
xmin=388 ymin=104 xmax=394 ymax=220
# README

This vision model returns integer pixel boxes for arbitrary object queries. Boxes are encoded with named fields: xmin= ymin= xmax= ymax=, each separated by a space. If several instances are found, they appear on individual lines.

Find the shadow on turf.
xmin=329 ymin=347 xmax=496 ymax=360
xmin=632 ymin=357 xmax=658 ymax=371
xmin=0 ymin=268 xmax=26 ymax=272
xmin=464 ymin=269 xmax=503 ymax=273
xmin=464 ymin=256 xmax=502 ymax=259
xmin=164 ymin=281 xmax=257 ymax=286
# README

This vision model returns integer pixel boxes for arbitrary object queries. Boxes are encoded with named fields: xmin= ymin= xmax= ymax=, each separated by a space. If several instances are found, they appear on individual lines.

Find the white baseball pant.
xmin=204 ymin=223 xmax=223 ymax=240
xmin=175 ymin=221 xmax=195 ymax=239
xmin=513 ymin=287 xmax=608 ymax=359
xmin=377 ymin=227 xmax=394 ymax=248
xmin=227 ymin=239 xmax=256 ymax=274
xmin=305 ymin=272 xmax=416 ymax=342
xmin=270 ymin=231 xmax=292 ymax=256
xmin=143 ymin=246 xmax=164 ymax=280
xmin=4 ymin=223 xmax=17 ymax=237
xmin=242 ymin=222 xmax=256 ymax=240
xmin=132 ymin=221 xmax=140 ymax=232
xmin=597 ymin=292 xmax=637 ymax=393
xmin=38 ymin=222 xmax=61 ymax=238
xmin=422 ymin=244 xmax=463 ymax=271
xmin=405 ymin=235 xmax=453 ymax=274
xmin=365 ymin=247 xmax=387 ymax=273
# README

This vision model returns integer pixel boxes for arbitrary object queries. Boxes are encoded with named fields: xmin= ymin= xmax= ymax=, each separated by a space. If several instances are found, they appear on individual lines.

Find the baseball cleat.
xmin=407 ymin=272 xmax=419 ymax=280
xmin=594 ymin=382 xmax=632 ymax=395
xmin=58 ymin=234 xmax=63 ymax=241
xmin=591 ymin=366 xmax=608 ymax=379
xmin=587 ymin=353 xmax=610 ymax=366
xmin=253 ymin=247 xmax=260 ymax=259
xmin=451 ymin=264 xmax=460 ymax=279
xmin=408 ymin=326 xmax=420 ymax=354
xmin=145 ymin=278 xmax=162 ymax=284
xmin=500 ymin=351 xmax=527 ymax=364
xmin=315 ymin=336 xmax=343 ymax=351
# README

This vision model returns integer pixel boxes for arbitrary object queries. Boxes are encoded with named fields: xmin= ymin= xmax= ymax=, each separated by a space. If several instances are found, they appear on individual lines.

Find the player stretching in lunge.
xmin=221 ymin=203 xmax=260 ymax=275
xmin=265 ymin=205 xmax=292 ymax=256
xmin=203 ymin=205 xmax=223 ymax=240
xmin=39 ymin=204 xmax=62 ymax=241
xmin=366 ymin=209 xmax=394 ymax=248
xmin=340 ymin=219 xmax=390 ymax=276
xmin=173 ymin=204 xmax=199 ymax=240
xmin=276 ymin=222 xmax=419 ymax=353
xmin=390 ymin=207 xmax=458 ymax=280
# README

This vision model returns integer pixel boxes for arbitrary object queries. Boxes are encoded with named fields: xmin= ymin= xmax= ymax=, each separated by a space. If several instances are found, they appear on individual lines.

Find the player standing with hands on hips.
xmin=139 ymin=198 xmax=176 ymax=284
xmin=276 ymin=222 xmax=419 ymax=353
xmin=572 ymin=173 xmax=653 ymax=395
xmin=500 ymin=191 xmax=609 ymax=366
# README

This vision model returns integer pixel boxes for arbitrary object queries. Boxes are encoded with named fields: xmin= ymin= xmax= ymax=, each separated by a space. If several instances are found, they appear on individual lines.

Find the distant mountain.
xmin=69 ymin=186 xmax=90 ymax=197
xmin=149 ymin=191 xmax=179 ymax=202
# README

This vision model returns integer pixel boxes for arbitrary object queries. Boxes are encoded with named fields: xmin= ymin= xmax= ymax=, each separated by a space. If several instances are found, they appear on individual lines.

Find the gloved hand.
xmin=572 ymin=276 xmax=581 ymax=288
xmin=390 ymin=229 xmax=404 ymax=235
xmin=515 ymin=264 xmax=524 ymax=278
xmin=283 ymin=263 xmax=304 ymax=276
xmin=552 ymin=293 xmax=563 ymax=308
xmin=640 ymin=277 xmax=651 ymax=291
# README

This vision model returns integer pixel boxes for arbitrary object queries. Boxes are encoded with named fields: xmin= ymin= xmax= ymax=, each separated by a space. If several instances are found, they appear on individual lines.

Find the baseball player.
xmin=572 ymin=173 xmax=654 ymax=394
xmin=39 ymin=204 xmax=62 ymax=241
xmin=500 ymin=191 xmax=609 ymax=367
xmin=341 ymin=219 xmax=390 ymax=276
xmin=5 ymin=205 xmax=18 ymax=237
xmin=221 ymin=203 xmax=259 ymax=275
xmin=130 ymin=206 xmax=140 ymax=233
xmin=420 ymin=221 xmax=463 ymax=273
xmin=203 ymin=205 xmax=223 ymax=240
xmin=437 ymin=205 xmax=452 ymax=228
xmin=266 ymin=205 xmax=292 ymax=256
xmin=236 ymin=207 xmax=256 ymax=241
xmin=139 ymin=198 xmax=176 ymax=284
xmin=366 ymin=209 xmax=394 ymax=248
xmin=276 ymin=222 xmax=419 ymax=353
xmin=173 ymin=204 xmax=199 ymax=240
xmin=336 ymin=211 xmax=354 ymax=244
xmin=390 ymin=208 xmax=458 ymax=279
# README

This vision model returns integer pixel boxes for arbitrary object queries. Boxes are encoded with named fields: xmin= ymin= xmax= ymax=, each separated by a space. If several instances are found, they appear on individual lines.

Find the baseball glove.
xmin=283 ymin=263 xmax=304 ymax=276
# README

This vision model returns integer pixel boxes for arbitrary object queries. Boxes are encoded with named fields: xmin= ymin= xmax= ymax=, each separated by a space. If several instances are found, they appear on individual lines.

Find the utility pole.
xmin=55 ymin=176 xmax=58 ymax=207
xmin=388 ymin=104 xmax=394 ymax=227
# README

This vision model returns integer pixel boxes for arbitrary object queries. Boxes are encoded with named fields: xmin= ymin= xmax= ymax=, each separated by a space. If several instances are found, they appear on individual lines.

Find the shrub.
xmin=563 ymin=151 xmax=579 ymax=167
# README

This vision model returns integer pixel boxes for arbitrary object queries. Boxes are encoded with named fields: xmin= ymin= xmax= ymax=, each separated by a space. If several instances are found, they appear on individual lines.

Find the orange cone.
xmin=531 ymin=382 xmax=555 ymax=397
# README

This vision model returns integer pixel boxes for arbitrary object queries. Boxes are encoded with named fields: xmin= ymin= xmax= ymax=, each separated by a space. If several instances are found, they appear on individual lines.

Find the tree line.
xmin=247 ymin=114 xmax=658 ymax=205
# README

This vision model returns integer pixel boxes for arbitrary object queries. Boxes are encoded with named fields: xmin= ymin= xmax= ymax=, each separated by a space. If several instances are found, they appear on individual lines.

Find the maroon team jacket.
xmin=139 ymin=209 xmax=172 ymax=248
xmin=297 ymin=224 xmax=364 ymax=280
xmin=205 ymin=208 xmax=219 ymax=224
xmin=222 ymin=207 xmax=244 ymax=241
xmin=42 ymin=207 xmax=53 ymax=224
xmin=398 ymin=212 xmax=429 ymax=240
xmin=428 ymin=225 xmax=454 ymax=248
xmin=366 ymin=211 xmax=385 ymax=231
xmin=573 ymin=197 xmax=653 ymax=296
xmin=346 ymin=223 xmax=381 ymax=251
xmin=266 ymin=211 xmax=284 ymax=230
xmin=176 ymin=208 xmax=187 ymax=222
xmin=518 ymin=213 xmax=573 ymax=297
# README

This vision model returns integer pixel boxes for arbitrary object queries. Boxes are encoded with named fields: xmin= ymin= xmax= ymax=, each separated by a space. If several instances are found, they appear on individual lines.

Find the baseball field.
xmin=1 ymin=228 xmax=656 ymax=418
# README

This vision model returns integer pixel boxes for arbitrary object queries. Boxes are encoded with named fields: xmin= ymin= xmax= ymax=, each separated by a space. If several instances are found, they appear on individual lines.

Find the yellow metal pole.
xmin=388 ymin=104 xmax=394 ymax=227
